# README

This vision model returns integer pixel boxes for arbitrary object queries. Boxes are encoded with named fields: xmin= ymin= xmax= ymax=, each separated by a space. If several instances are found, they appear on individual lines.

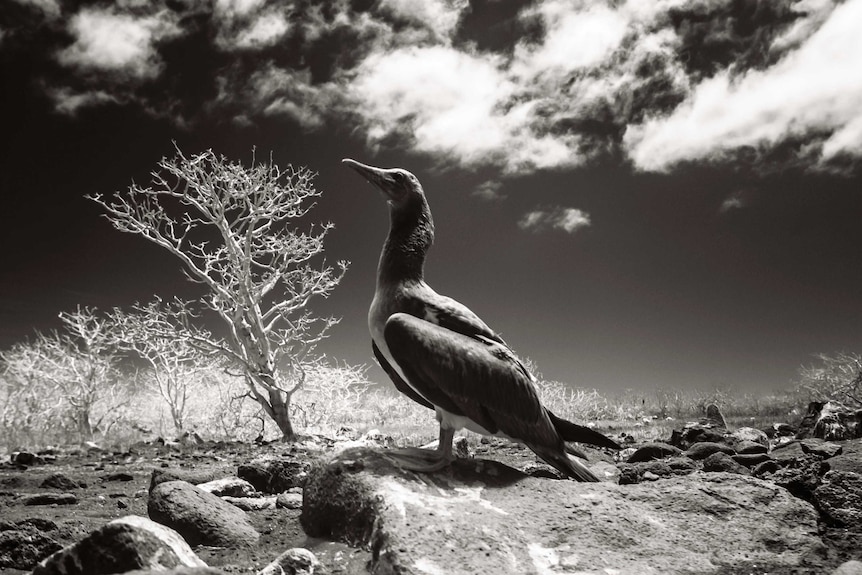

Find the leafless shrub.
xmin=797 ymin=352 xmax=862 ymax=408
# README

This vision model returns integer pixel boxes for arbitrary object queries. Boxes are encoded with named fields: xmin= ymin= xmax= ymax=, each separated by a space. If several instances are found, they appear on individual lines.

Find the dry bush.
xmin=797 ymin=352 xmax=862 ymax=408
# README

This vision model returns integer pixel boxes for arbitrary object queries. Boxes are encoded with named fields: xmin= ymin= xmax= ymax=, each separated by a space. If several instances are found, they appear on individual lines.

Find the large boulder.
xmin=148 ymin=480 xmax=259 ymax=547
xmin=32 ymin=515 xmax=206 ymax=575
xmin=302 ymin=447 xmax=825 ymax=574
xmin=0 ymin=520 xmax=62 ymax=570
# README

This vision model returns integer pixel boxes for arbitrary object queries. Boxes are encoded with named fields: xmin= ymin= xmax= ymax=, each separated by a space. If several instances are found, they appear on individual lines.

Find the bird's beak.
xmin=342 ymin=158 xmax=398 ymax=201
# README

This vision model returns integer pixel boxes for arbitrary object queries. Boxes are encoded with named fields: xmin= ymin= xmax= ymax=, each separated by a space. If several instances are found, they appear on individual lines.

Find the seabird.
xmin=344 ymin=159 xmax=621 ymax=481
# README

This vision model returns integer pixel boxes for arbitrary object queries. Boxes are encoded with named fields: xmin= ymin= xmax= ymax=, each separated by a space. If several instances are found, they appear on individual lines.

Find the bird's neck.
xmin=377 ymin=207 xmax=434 ymax=287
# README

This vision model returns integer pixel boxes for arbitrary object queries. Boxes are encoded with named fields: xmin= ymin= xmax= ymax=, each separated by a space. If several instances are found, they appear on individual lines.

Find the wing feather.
xmin=373 ymin=340 xmax=434 ymax=410
xmin=384 ymin=313 xmax=560 ymax=448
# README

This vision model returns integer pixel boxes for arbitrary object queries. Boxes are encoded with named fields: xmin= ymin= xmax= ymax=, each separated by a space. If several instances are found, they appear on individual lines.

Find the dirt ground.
xmin=1 ymin=437 xmax=860 ymax=574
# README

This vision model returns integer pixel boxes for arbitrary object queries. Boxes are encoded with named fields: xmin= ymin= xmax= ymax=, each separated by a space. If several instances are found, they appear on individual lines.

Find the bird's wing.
xmin=372 ymin=340 xmax=434 ymax=410
xmin=384 ymin=313 xmax=560 ymax=448
xmin=416 ymin=292 xmax=508 ymax=346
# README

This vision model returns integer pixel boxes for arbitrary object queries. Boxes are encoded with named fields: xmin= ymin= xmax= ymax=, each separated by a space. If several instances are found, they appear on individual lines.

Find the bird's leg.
xmin=382 ymin=426 xmax=456 ymax=473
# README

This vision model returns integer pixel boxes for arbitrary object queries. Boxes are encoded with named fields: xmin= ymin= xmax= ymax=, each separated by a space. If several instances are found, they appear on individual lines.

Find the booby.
xmin=343 ymin=159 xmax=621 ymax=481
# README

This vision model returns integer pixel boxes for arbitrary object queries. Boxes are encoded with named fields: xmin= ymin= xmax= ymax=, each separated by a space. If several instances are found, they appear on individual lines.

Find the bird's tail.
xmin=548 ymin=411 xmax=622 ymax=451
xmin=529 ymin=443 xmax=601 ymax=482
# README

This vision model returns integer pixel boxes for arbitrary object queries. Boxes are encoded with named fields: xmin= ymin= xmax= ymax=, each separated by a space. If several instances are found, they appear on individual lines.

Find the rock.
xmin=800 ymin=438 xmax=843 ymax=459
xmin=197 ymin=477 xmax=258 ymax=498
xmin=221 ymin=496 xmax=277 ymax=511
xmin=626 ymin=443 xmax=682 ymax=463
xmin=238 ymin=458 xmax=310 ymax=493
xmin=753 ymin=460 xmax=781 ymax=477
xmin=703 ymin=452 xmax=750 ymax=475
xmin=684 ymin=442 xmax=735 ymax=460
xmin=771 ymin=441 xmax=807 ymax=464
xmin=0 ymin=528 xmax=62 ymax=570
xmin=11 ymin=452 xmax=43 ymax=466
xmin=32 ymin=515 xmax=206 ymax=575
xmin=302 ymin=446 xmax=824 ymax=574
xmin=124 ymin=569 xmax=226 ymax=575
xmin=732 ymin=453 xmax=772 ymax=468
xmin=148 ymin=480 xmax=259 ymax=547
xmin=734 ymin=440 xmax=768 ymax=455
xmin=797 ymin=401 xmax=862 ymax=441
xmin=276 ymin=492 xmax=303 ymax=510
xmin=701 ymin=403 xmax=727 ymax=429
xmin=666 ymin=456 xmax=698 ymax=474
xmin=833 ymin=560 xmax=862 ymax=575
xmin=827 ymin=439 xmax=862 ymax=474
xmin=40 ymin=473 xmax=79 ymax=491
xmin=618 ymin=461 xmax=675 ymax=485
xmin=150 ymin=468 xmax=223 ymax=492
xmin=256 ymin=548 xmax=319 ymax=575
xmin=669 ymin=426 xmax=725 ymax=449
xmin=814 ymin=471 xmax=862 ymax=529
xmin=772 ymin=457 xmax=828 ymax=503
xmin=521 ymin=462 xmax=564 ymax=479
xmin=728 ymin=427 xmax=770 ymax=446
xmin=22 ymin=493 xmax=77 ymax=506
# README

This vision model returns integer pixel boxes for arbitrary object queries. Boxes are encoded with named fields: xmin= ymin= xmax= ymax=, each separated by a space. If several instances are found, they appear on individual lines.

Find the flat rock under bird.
xmin=343 ymin=159 xmax=621 ymax=481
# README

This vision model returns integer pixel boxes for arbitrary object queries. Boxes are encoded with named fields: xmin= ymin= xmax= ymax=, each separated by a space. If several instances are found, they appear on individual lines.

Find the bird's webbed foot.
xmin=381 ymin=446 xmax=455 ymax=473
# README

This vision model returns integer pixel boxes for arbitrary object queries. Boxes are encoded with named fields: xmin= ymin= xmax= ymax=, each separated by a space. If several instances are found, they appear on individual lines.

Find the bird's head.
xmin=342 ymin=159 xmax=426 ymax=210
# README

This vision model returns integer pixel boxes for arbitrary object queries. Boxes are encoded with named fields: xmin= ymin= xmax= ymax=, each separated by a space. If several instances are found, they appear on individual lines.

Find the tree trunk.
xmin=76 ymin=409 xmax=93 ymax=443
xmin=269 ymin=389 xmax=297 ymax=441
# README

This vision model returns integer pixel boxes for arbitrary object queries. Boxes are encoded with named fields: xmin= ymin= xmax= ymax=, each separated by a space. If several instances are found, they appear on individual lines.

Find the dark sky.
xmin=2 ymin=0 xmax=861 ymax=394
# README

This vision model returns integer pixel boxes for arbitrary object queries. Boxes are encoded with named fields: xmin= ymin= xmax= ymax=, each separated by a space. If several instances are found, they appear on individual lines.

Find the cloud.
xmin=57 ymin=8 xmax=180 ymax=80
xmin=49 ymin=88 xmax=117 ymax=115
xmin=234 ymin=11 xmax=290 ymax=49
xmin=719 ymin=192 xmax=746 ymax=213
xmin=11 ymin=0 xmax=60 ymax=19
xmin=519 ymin=206 xmax=591 ymax=233
xmin=379 ymin=0 xmax=469 ymax=40
xmin=624 ymin=0 xmax=861 ymax=172
xmin=472 ymin=180 xmax=507 ymax=201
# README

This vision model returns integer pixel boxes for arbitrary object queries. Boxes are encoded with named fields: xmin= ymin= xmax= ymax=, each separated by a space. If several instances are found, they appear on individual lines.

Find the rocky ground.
xmin=0 ymin=416 xmax=860 ymax=574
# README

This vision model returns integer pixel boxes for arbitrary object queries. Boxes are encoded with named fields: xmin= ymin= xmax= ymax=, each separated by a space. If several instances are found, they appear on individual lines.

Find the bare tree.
xmin=0 ymin=344 xmax=64 ymax=449
xmin=1 ymin=308 xmax=127 ymax=443
xmin=89 ymin=147 xmax=347 ymax=440
xmin=110 ymin=299 xmax=215 ymax=434
xmin=798 ymin=352 xmax=862 ymax=408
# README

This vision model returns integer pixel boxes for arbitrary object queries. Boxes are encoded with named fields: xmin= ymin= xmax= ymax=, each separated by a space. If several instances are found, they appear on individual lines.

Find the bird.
xmin=343 ymin=158 xmax=621 ymax=481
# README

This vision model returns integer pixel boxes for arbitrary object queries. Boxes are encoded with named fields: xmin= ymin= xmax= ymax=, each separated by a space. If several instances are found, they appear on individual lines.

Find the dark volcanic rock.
xmin=237 ymin=457 xmax=310 ymax=493
xmin=0 ymin=528 xmax=62 ymax=570
xmin=732 ymin=453 xmax=772 ymax=468
xmin=148 ymin=480 xmax=259 ymax=547
xmin=124 ymin=568 xmax=226 ymax=575
xmin=753 ymin=460 xmax=781 ymax=477
xmin=670 ymin=426 xmax=726 ymax=449
xmin=626 ymin=443 xmax=682 ymax=463
xmin=800 ymin=439 xmax=843 ymax=459
xmin=22 ymin=493 xmax=77 ymax=506
xmin=814 ymin=471 xmax=862 ymax=529
xmin=772 ymin=457 xmax=828 ymax=503
xmin=40 ymin=473 xmax=79 ymax=491
xmin=32 ymin=515 xmax=206 ymax=575
xmin=684 ymin=442 xmax=735 ymax=460
xmin=735 ymin=440 xmax=768 ymax=455
xmin=703 ymin=452 xmax=750 ymax=475
xmin=771 ymin=441 xmax=807 ymax=464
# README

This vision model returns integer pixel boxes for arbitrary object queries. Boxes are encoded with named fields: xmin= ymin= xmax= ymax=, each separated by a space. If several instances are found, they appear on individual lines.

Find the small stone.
xmin=684 ymin=442 xmax=735 ymax=460
xmin=732 ymin=453 xmax=772 ymax=468
xmin=626 ymin=443 xmax=682 ymax=463
xmin=256 ymin=548 xmax=320 ymax=575
xmin=22 ymin=493 xmax=77 ymax=506
xmin=221 ymin=496 xmax=277 ymax=511
xmin=276 ymin=492 xmax=303 ymax=510
xmin=703 ymin=452 xmax=750 ymax=475
xmin=735 ymin=440 xmax=768 ymax=455
xmin=40 ymin=473 xmax=79 ymax=490
xmin=102 ymin=472 xmax=134 ymax=482
xmin=800 ymin=439 xmax=843 ymax=459
xmin=197 ymin=477 xmax=258 ymax=498
xmin=832 ymin=560 xmax=862 ymax=575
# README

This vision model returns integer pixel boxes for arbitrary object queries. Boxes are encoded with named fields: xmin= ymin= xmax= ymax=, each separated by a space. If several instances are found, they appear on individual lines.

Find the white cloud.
xmin=513 ymin=1 xmax=629 ymax=78
xmin=57 ymin=8 xmax=180 ymax=80
xmin=719 ymin=192 xmax=746 ymax=213
xmin=235 ymin=11 xmax=290 ymax=49
xmin=624 ymin=0 xmax=862 ymax=171
xmin=50 ymin=88 xmax=117 ymax=115
xmin=379 ymin=0 xmax=468 ymax=39
xmin=215 ymin=0 xmax=267 ymax=18
xmin=472 ymin=180 xmax=506 ymax=201
xmin=519 ymin=206 xmax=591 ymax=233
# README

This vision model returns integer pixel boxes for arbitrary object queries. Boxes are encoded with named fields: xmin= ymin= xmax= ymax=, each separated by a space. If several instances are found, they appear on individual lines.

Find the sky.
xmin=1 ymin=0 xmax=861 ymax=395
